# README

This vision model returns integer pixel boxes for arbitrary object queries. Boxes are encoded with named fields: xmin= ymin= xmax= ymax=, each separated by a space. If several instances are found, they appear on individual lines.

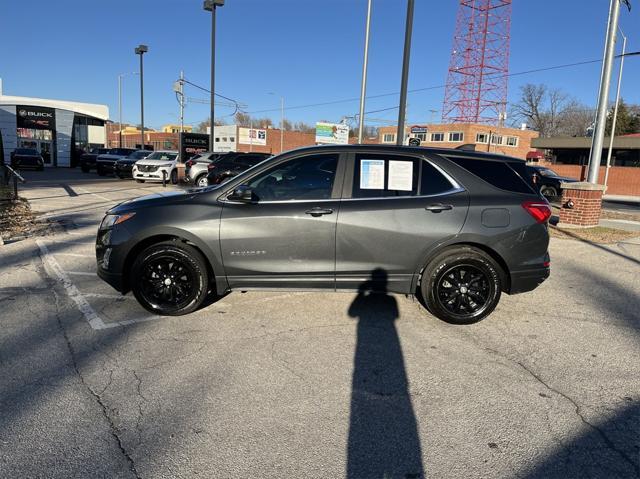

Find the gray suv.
xmin=96 ymin=145 xmax=551 ymax=324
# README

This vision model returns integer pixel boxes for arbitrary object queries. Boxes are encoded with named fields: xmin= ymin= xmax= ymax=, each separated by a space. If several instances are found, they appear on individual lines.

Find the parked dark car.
xmin=79 ymin=148 xmax=111 ymax=172
xmin=10 ymin=148 xmax=44 ymax=171
xmin=115 ymin=150 xmax=151 ymax=179
xmin=526 ymin=165 xmax=578 ymax=200
xmin=96 ymin=148 xmax=138 ymax=176
xmin=96 ymin=145 xmax=551 ymax=324
xmin=206 ymin=152 xmax=272 ymax=185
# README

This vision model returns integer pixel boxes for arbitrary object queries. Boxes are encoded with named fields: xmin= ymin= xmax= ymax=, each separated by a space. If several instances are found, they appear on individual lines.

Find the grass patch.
xmin=550 ymin=225 xmax=638 ymax=244
xmin=600 ymin=209 xmax=640 ymax=222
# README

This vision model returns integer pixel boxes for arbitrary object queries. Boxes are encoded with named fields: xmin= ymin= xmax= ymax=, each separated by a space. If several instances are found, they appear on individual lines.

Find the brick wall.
xmin=541 ymin=164 xmax=640 ymax=196
xmin=559 ymin=186 xmax=605 ymax=227
xmin=237 ymin=128 xmax=316 ymax=155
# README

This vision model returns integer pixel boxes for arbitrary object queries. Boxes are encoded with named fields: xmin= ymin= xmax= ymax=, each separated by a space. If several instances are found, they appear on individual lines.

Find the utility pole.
xmin=280 ymin=96 xmax=284 ymax=153
xmin=358 ymin=0 xmax=372 ymax=144
xmin=134 ymin=45 xmax=148 ymax=150
xmin=118 ymin=74 xmax=123 ymax=148
xmin=204 ymin=0 xmax=225 ymax=152
xmin=396 ymin=0 xmax=414 ymax=146
xmin=604 ymin=28 xmax=626 ymax=188
xmin=179 ymin=71 xmax=185 ymax=134
xmin=587 ymin=0 xmax=622 ymax=184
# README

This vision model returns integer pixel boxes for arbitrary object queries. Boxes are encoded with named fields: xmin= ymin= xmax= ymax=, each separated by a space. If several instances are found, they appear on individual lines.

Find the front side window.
xmin=431 ymin=132 xmax=445 ymax=142
xmin=247 ymin=154 xmax=338 ymax=202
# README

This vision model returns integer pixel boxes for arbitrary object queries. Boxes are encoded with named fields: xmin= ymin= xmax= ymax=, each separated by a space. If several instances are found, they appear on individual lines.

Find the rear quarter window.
xmin=445 ymin=156 xmax=534 ymax=194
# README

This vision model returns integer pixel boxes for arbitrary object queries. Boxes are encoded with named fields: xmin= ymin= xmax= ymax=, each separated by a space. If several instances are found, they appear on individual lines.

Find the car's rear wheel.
xmin=196 ymin=174 xmax=208 ymax=187
xmin=136 ymin=179 xmax=145 ymax=183
xmin=540 ymin=186 xmax=557 ymax=200
xmin=130 ymin=241 xmax=209 ymax=316
xmin=421 ymin=246 xmax=502 ymax=324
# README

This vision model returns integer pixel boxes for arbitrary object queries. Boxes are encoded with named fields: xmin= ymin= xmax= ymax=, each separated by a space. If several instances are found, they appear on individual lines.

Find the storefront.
xmin=0 ymin=94 xmax=109 ymax=167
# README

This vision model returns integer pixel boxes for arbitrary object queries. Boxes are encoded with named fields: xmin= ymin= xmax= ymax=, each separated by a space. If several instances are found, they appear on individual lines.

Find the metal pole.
xmin=249 ymin=117 xmax=253 ymax=152
xmin=358 ymin=0 xmax=372 ymax=144
xmin=118 ymin=74 xmax=123 ymax=148
xmin=139 ymin=54 xmax=145 ymax=150
xmin=280 ymin=96 xmax=284 ymax=153
xmin=180 ymin=70 xmax=185 ymax=134
xmin=396 ymin=0 xmax=414 ymax=146
xmin=587 ymin=0 xmax=621 ymax=184
xmin=209 ymin=5 xmax=217 ymax=150
xmin=604 ymin=29 xmax=626 ymax=188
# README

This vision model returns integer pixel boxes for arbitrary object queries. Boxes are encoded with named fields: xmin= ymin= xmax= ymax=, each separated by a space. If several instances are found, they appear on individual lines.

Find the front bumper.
xmin=133 ymin=167 xmax=169 ymax=182
xmin=116 ymin=164 xmax=134 ymax=177
xmin=97 ymin=162 xmax=116 ymax=173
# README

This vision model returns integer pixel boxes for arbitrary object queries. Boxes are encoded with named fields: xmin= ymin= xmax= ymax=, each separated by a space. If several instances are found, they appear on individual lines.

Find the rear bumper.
xmin=509 ymin=266 xmax=550 ymax=294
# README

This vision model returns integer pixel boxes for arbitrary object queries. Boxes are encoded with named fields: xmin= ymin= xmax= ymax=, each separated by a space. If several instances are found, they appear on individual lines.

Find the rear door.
xmin=219 ymin=152 xmax=345 ymax=289
xmin=335 ymin=152 xmax=469 ymax=292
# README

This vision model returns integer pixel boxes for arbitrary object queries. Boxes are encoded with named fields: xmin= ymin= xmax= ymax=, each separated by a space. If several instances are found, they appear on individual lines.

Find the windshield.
xmin=90 ymin=148 xmax=108 ymax=154
xmin=16 ymin=148 xmax=38 ymax=155
xmin=110 ymin=148 xmax=136 ymax=156
xmin=537 ymin=167 xmax=559 ymax=177
xmin=127 ymin=151 xmax=149 ymax=159
xmin=145 ymin=152 xmax=178 ymax=161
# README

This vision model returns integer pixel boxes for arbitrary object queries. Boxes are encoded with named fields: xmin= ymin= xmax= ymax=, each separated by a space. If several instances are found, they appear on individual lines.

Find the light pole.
xmin=396 ymin=0 xmax=415 ymax=146
xmin=117 ymin=72 xmax=138 ymax=148
xmin=269 ymin=92 xmax=285 ymax=153
xmin=586 ymin=0 xmax=626 ymax=184
xmin=134 ymin=44 xmax=148 ymax=150
xmin=358 ymin=0 xmax=373 ymax=144
xmin=604 ymin=28 xmax=626 ymax=188
xmin=204 ymin=0 xmax=225 ymax=151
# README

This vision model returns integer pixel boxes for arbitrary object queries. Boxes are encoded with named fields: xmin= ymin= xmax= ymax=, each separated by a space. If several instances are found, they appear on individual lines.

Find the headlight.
xmin=100 ymin=212 xmax=136 ymax=229
xmin=158 ymin=163 xmax=172 ymax=168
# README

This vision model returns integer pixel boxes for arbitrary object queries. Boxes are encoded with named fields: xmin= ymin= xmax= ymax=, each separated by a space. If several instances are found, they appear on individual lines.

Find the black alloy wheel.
xmin=422 ymin=246 xmax=502 ymax=324
xmin=540 ymin=186 xmax=557 ymax=200
xmin=130 ymin=241 xmax=209 ymax=315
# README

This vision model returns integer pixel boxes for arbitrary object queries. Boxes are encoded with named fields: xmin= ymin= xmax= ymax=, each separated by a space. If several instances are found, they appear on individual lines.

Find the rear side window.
xmin=445 ymin=156 xmax=534 ymax=194
xmin=420 ymin=161 xmax=456 ymax=195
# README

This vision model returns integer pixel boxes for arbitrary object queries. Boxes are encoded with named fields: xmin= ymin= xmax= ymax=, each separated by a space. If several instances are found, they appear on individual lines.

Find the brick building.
xmin=377 ymin=123 xmax=539 ymax=159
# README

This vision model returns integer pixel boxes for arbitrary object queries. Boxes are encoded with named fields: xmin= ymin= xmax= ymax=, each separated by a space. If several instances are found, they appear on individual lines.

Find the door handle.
xmin=425 ymin=203 xmax=453 ymax=213
xmin=305 ymin=207 xmax=334 ymax=217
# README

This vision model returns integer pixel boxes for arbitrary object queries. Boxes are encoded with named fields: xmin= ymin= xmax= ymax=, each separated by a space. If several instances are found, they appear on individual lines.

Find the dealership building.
xmin=0 ymin=91 xmax=109 ymax=167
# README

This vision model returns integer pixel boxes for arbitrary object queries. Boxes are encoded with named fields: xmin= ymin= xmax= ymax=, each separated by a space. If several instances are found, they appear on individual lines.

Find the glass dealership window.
xmin=17 ymin=128 xmax=53 ymax=141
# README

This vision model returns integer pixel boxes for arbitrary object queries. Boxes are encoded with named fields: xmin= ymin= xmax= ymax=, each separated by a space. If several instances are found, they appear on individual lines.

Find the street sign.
xmin=408 ymin=137 xmax=421 ymax=146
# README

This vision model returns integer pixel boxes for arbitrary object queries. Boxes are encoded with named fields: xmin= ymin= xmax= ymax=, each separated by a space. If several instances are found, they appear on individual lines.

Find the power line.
xmin=247 ymin=57 xmax=610 ymax=115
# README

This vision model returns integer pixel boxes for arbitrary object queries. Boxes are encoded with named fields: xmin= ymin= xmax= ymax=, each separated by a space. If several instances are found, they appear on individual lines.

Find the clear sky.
xmin=1 ymin=0 xmax=638 ymax=130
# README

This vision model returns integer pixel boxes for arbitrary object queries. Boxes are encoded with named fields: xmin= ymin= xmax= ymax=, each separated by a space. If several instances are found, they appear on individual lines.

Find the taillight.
xmin=207 ymin=163 xmax=216 ymax=170
xmin=522 ymin=201 xmax=552 ymax=224
xmin=185 ymin=160 xmax=194 ymax=168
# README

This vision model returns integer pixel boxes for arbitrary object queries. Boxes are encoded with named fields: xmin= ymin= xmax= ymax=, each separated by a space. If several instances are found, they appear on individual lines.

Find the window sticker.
xmin=388 ymin=160 xmax=413 ymax=191
xmin=360 ymin=159 xmax=385 ymax=189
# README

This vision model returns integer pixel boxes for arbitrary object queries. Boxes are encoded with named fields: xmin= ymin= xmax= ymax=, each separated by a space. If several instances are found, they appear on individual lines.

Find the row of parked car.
xmin=79 ymin=148 xmax=272 ymax=187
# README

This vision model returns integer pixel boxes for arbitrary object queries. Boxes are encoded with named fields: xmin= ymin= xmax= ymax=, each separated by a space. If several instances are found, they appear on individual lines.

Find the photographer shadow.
xmin=347 ymin=268 xmax=424 ymax=478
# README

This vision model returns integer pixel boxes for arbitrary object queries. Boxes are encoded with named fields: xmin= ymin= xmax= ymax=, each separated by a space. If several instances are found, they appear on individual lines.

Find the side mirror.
xmin=228 ymin=185 xmax=254 ymax=203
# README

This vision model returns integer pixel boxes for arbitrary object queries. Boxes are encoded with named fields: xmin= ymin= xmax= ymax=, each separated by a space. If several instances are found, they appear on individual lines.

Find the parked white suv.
xmin=132 ymin=151 xmax=180 ymax=184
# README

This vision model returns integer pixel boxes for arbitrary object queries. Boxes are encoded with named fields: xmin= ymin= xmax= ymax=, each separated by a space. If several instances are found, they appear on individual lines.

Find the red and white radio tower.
xmin=442 ymin=0 xmax=512 ymax=125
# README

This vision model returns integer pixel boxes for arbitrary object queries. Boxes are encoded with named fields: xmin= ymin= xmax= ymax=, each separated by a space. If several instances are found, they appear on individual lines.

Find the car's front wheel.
xmin=130 ymin=241 xmax=210 ymax=316
xmin=170 ymin=169 xmax=178 ymax=184
xmin=421 ymin=246 xmax=502 ymax=324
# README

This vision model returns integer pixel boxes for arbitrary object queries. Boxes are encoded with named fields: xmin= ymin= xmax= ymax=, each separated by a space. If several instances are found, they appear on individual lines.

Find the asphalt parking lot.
xmin=1 ymin=169 xmax=639 ymax=478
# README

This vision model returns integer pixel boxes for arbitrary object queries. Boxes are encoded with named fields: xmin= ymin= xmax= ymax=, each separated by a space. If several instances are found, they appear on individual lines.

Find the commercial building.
xmin=378 ymin=123 xmax=539 ymax=160
xmin=0 ymin=91 xmax=108 ymax=167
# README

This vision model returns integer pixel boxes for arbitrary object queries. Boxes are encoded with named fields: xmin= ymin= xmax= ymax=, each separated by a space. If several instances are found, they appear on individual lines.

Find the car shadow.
xmin=346 ymin=268 xmax=424 ymax=478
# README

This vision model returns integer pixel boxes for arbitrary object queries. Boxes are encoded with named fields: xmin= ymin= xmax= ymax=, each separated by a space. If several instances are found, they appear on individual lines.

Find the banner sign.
xmin=315 ymin=122 xmax=349 ymax=145
xmin=180 ymin=132 xmax=209 ymax=161
xmin=238 ymin=127 xmax=267 ymax=146
xmin=410 ymin=125 xmax=428 ymax=134
xmin=16 ymin=105 xmax=56 ymax=130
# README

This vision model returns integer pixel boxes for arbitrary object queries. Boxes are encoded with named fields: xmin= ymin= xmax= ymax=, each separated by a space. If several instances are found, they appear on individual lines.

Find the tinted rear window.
xmin=446 ymin=156 xmax=534 ymax=194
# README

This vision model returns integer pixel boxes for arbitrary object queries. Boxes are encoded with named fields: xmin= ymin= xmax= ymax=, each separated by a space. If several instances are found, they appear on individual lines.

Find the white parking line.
xmin=76 ymin=187 xmax=113 ymax=203
xmin=57 ymin=253 xmax=94 ymax=258
xmin=67 ymin=271 xmax=97 ymax=276
xmin=37 ymin=240 xmax=168 ymax=330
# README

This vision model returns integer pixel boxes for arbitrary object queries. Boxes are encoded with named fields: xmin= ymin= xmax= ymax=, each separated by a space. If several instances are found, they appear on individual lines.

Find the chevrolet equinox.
xmin=96 ymin=145 xmax=551 ymax=324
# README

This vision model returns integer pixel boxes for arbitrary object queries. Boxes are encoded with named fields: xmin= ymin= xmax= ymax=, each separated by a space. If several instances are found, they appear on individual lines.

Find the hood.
xmin=550 ymin=175 xmax=578 ymax=183
xmin=135 ymin=159 xmax=177 ymax=167
xmin=108 ymin=189 xmax=197 ymax=213
xmin=117 ymin=158 xmax=138 ymax=164
xmin=98 ymin=154 xmax=126 ymax=161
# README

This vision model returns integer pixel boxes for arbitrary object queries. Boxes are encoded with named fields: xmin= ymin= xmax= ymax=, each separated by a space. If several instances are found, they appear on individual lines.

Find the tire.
xmin=170 ymin=169 xmax=178 ymax=185
xmin=136 ymin=179 xmax=145 ymax=183
xmin=196 ymin=174 xmax=209 ymax=188
xmin=130 ymin=241 xmax=210 ymax=316
xmin=421 ymin=246 xmax=502 ymax=324
xmin=540 ymin=186 xmax=557 ymax=200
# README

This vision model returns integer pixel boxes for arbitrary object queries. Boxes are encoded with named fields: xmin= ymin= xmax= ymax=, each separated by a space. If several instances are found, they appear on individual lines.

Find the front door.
xmin=335 ymin=152 xmax=469 ymax=293
xmin=39 ymin=141 xmax=53 ymax=166
xmin=219 ymin=152 xmax=343 ymax=289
